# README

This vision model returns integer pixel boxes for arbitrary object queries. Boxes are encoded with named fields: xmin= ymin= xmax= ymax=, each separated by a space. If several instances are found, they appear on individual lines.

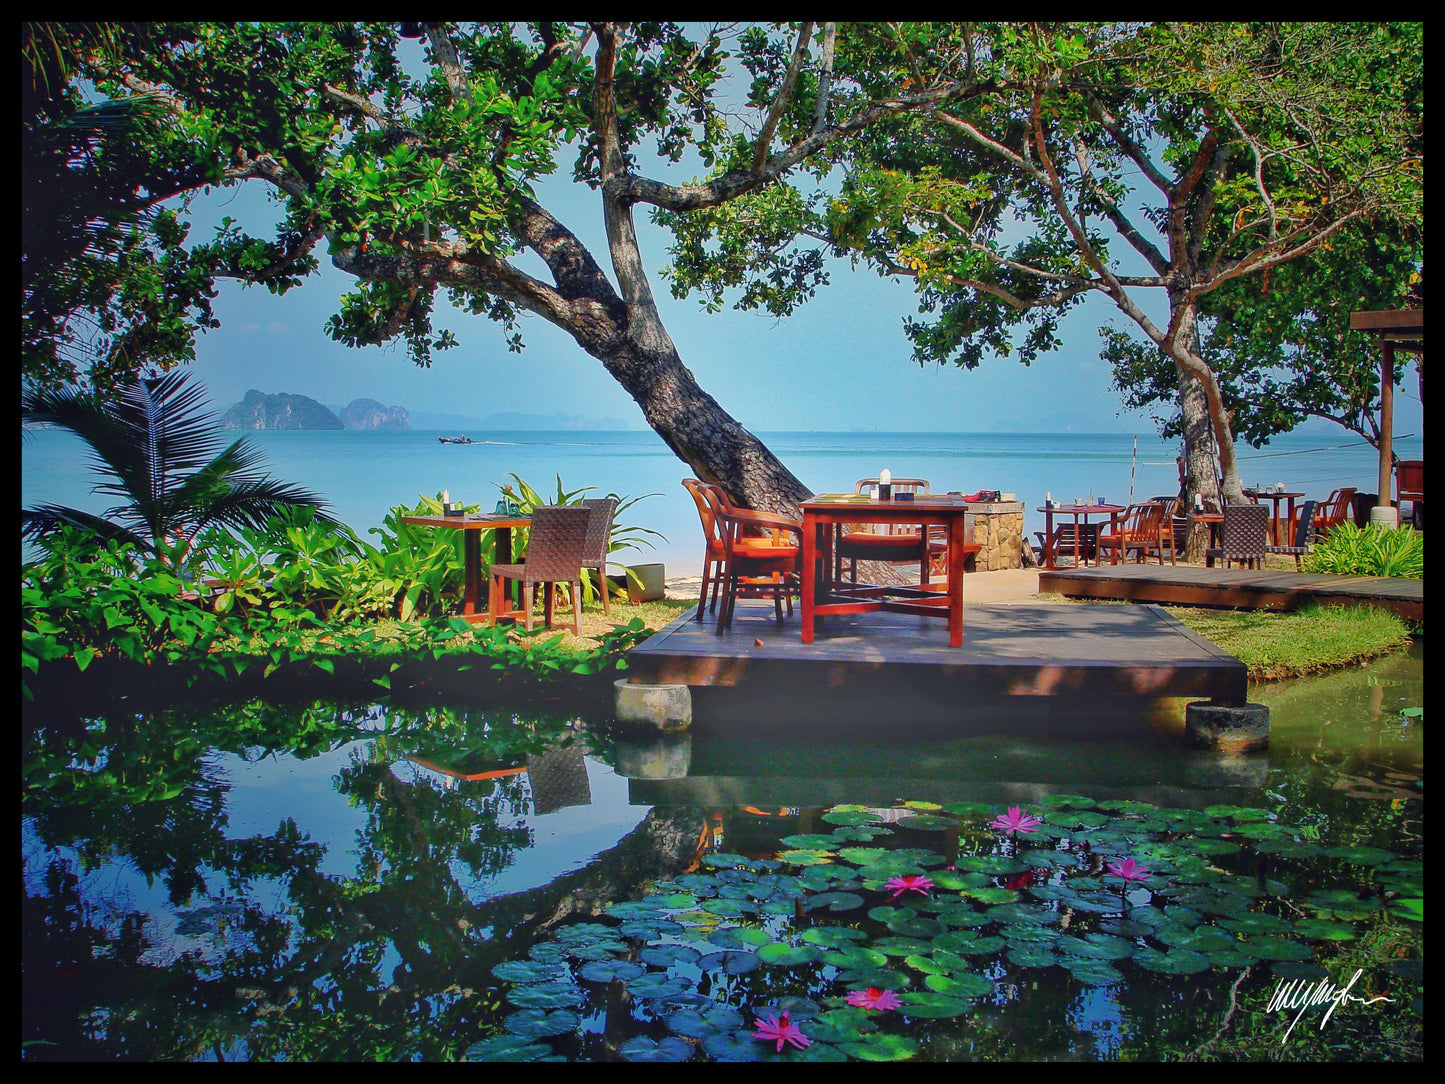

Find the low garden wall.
xmin=963 ymin=500 xmax=1026 ymax=571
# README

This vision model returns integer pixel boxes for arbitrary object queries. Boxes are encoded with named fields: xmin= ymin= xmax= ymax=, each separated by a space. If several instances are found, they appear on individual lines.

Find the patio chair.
xmin=1311 ymin=487 xmax=1357 ymax=540
xmin=1147 ymin=495 xmax=1191 ymax=557
xmin=487 ymin=504 xmax=590 ymax=634
xmin=713 ymin=503 xmax=803 ymax=633
xmin=1035 ymin=522 xmax=1101 ymax=567
xmin=1396 ymin=460 xmax=1423 ymax=528
xmin=1097 ymin=502 xmax=1176 ymax=565
xmin=683 ymin=480 xmax=800 ymax=623
xmin=1205 ymin=502 xmax=1269 ymax=570
xmin=579 ymin=497 xmax=620 ymax=616
xmin=1266 ymin=500 xmax=1317 ymax=570
xmin=835 ymin=477 xmax=932 ymax=584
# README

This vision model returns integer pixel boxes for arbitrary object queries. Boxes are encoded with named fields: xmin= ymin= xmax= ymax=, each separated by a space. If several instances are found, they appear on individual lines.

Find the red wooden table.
xmin=1037 ymin=502 xmax=1127 ymax=569
xmin=800 ymin=494 xmax=970 ymax=647
xmin=401 ymin=512 xmax=531 ymax=622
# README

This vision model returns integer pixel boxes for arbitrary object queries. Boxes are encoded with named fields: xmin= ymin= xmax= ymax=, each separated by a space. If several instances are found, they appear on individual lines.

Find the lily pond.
xmin=23 ymin=645 xmax=1423 ymax=1062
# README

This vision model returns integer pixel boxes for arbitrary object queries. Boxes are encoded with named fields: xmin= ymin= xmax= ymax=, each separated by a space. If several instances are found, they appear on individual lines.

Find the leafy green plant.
xmin=1303 ymin=522 xmax=1423 ymax=579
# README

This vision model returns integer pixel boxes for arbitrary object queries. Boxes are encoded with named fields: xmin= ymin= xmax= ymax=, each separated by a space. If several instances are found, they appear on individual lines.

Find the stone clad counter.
xmin=962 ymin=500 xmax=1025 ymax=571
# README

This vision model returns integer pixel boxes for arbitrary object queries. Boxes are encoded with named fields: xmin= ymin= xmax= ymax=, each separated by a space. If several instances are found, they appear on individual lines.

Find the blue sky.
xmin=176 ymin=58 xmax=1421 ymax=441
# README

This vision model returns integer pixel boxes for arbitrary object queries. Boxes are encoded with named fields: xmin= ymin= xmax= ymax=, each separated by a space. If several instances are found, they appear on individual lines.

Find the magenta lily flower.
xmin=1105 ymin=856 xmax=1152 ymax=884
xmin=752 ymin=1010 xmax=812 ymax=1052
xmin=885 ymin=874 xmax=935 ymax=898
xmin=846 ymin=987 xmax=903 ymax=1011
xmin=988 ymin=806 xmax=1043 ymax=835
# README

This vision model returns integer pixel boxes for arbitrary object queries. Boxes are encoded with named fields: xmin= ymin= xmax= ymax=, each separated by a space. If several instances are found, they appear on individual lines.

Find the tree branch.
xmin=753 ymin=22 xmax=813 ymax=174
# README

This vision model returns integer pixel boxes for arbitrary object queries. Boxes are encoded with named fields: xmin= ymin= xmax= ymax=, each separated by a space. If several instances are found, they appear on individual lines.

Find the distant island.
xmin=411 ymin=410 xmax=634 ymax=431
xmin=220 ymin=391 xmax=411 ymax=430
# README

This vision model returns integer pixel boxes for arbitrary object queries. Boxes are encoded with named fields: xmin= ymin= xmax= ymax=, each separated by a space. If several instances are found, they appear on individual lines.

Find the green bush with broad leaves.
xmin=1303 ymin=522 xmax=1423 ymax=579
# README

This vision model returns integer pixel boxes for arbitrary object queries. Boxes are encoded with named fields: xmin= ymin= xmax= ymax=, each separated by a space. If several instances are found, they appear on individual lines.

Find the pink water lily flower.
xmin=846 ymin=987 xmax=903 ymax=1011
xmin=885 ymin=874 xmax=935 ymax=898
xmin=1105 ymin=856 xmax=1152 ymax=883
xmin=988 ymin=806 xmax=1043 ymax=835
xmin=752 ymin=1010 xmax=812 ymax=1052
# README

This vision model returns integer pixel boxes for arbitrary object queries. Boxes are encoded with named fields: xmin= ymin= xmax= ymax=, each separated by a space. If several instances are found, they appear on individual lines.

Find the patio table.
xmin=1242 ymin=489 xmax=1304 ymax=545
xmin=800 ymin=493 xmax=970 ymax=647
xmin=1037 ymin=502 xmax=1127 ymax=569
xmin=401 ymin=512 xmax=531 ymax=623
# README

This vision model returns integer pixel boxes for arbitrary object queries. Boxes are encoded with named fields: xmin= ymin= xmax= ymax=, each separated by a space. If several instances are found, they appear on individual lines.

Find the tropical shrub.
xmin=1303 ymin=522 xmax=1423 ymax=579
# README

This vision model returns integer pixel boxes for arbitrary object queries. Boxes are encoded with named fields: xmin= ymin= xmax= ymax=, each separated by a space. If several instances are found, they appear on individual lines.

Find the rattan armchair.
xmin=1205 ymin=502 xmax=1269 ymax=569
xmin=487 ymin=504 xmax=590 ymax=634
xmin=1266 ymin=500 xmax=1317 ymax=569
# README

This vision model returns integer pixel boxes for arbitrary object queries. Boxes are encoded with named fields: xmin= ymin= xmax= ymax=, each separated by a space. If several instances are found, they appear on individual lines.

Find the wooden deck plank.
xmin=627 ymin=599 xmax=1247 ymax=706
xmin=1038 ymin=565 xmax=1421 ymax=620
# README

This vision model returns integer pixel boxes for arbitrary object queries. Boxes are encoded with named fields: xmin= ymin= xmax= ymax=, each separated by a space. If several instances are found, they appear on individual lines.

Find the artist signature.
xmin=1265 ymin=969 xmax=1396 ymax=1043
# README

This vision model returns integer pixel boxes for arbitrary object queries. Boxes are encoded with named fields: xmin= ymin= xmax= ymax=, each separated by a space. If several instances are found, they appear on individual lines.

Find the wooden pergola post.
xmin=1349 ymin=309 xmax=1424 ymax=529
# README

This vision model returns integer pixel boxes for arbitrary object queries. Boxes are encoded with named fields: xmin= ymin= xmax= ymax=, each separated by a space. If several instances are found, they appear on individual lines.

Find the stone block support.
xmin=963 ymin=501 xmax=1025 ymax=571
xmin=1184 ymin=700 xmax=1269 ymax=753
xmin=613 ymin=678 xmax=692 ymax=733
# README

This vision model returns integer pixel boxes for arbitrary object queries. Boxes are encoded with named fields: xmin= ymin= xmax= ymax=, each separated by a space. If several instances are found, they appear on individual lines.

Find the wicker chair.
xmin=835 ymin=477 xmax=932 ymax=584
xmin=1098 ymin=501 xmax=1176 ymax=565
xmin=487 ymin=504 xmax=590 ymax=634
xmin=1266 ymin=500 xmax=1317 ymax=569
xmin=1205 ymin=502 xmax=1269 ymax=569
xmin=579 ymin=497 xmax=620 ymax=616
xmin=713 ymin=503 xmax=802 ymax=633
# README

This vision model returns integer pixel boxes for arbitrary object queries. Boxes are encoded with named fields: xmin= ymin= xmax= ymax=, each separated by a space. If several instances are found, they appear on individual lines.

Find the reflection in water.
xmin=21 ymin=646 xmax=1422 ymax=1061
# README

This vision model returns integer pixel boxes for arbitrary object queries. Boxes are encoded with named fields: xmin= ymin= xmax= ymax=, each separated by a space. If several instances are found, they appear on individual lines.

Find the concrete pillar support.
xmin=613 ymin=678 xmax=692 ymax=733
xmin=1184 ymin=700 xmax=1269 ymax=753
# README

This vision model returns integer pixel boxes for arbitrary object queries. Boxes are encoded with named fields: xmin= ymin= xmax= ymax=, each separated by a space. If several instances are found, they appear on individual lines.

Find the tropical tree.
xmin=676 ymin=22 xmax=1421 ymax=531
xmin=21 ymin=370 xmax=332 ymax=569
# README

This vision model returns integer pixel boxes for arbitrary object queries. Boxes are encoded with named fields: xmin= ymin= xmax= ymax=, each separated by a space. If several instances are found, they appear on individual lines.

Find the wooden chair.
xmin=1396 ymin=460 xmax=1423 ymax=528
xmin=1205 ymin=502 xmax=1269 ymax=569
xmin=1147 ymin=495 xmax=1191 ymax=557
xmin=579 ymin=497 xmax=620 ymax=616
xmin=683 ymin=480 xmax=800 ymax=624
xmin=1035 ymin=522 xmax=1100 ymax=567
xmin=713 ymin=503 xmax=803 ymax=633
xmin=1098 ymin=502 xmax=1176 ymax=565
xmin=1266 ymin=500 xmax=1317 ymax=569
xmin=835 ymin=477 xmax=932 ymax=584
xmin=1312 ymin=487 xmax=1358 ymax=540
xmin=487 ymin=504 xmax=590 ymax=634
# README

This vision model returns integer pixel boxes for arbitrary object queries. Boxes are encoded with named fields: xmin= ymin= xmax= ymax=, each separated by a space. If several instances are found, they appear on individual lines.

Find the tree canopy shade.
xmin=22 ymin=22 xmax=1423 ymax=519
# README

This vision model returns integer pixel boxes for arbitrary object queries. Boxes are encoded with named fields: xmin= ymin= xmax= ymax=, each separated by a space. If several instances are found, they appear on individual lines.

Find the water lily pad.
xmin=1290 ymin=918 xmax=1358 ymax=942
xmin=626 ymin=972 xmax=695 ymax=1000
xmin=1270 ymin=960 xmax=1330 ymax=981
xmin=900 ymin=991 xmax=972 ymax=1018
xmin=621 ymin=918 xmax=686 ymax=940
xmin=640 ymin=943 xmax=703 ymax=968
xmin=617 ymin=1035 xmax=694 ymax=1062
xmin=578 ymin=958 xmax=646 ymax=983
xmin=1057 ymin=934 xmax=1133 ymax=960
xmin=700 ymin=898 xmax=753 ymax=918
xmin=806 ymin=1008 xmax=879 ymax=1044
xmin=507 ymin=981 xmax=583 ymax=1010
xmin=1133 ymin=948 xmax=1211 ymax=974
xmin=1218 ymin=912 xmax=1294 ymax=935
xmin=1095 ymin=799 xmax=1156 ymax=814
xmin=822 ymin=809 xmax=885 ymax=826
xmin=904 ymin=949 xmax=972 ymax=976
xmin=887 ymin=916 xmax=948 ymax=939
xmin=837 ymin=1034 xmax=921 ymax=1061
xmin=1202 ymin=950 xmax=1254 ymax=969
xmin=938 ymin=934 xmax=1006 ymax=956
xmin=711 ymin=926 xmax=772 ymax=949
xmin=1039 ymin=793 xmax=1098 ymax=809
xmin=823 ymin=946 xmax=889 ymax=970
xmin=923 ymin=971 xmax=993 ymax=998
xmin=703 ymin=852 xmax=764 ymax=870
xmin=465 ymin=1035 xmax=555 ymax=1062
xmin=757 ymin=942 xmax=822 ymax=967
xmin=555 ymin=922 xmax=622 ymax=945
xmin=801 ymin=926 xmax=868 ymax=948
xmin=1062 ymin=959 xmax=1124 ymax=986
xmin=505 ymin=1008 xmax=581 ymax=1040
xmin=804 ymin=891 xmax=866 ymax=914
xmin=1002 ymin=923 xmax=1059 ymax=945
xmin=873 ymin=935 xmax=932 ymax=957
xmin=697 ymin=950 xmax=760 ymax=976
xmin=1170 ymin=927 xmax=1238 ymax=953
xmin=492 ymin=959 xmax=563 ymax=984
xmin=1304 ymin=889 xmax=1382 ymax=914
xmin=701 ymin=1031 xmax=762 ymax=1061
xmin=961 ymin=886 xmax=1021 ymax=905
xmin=1324 ymin=845 xmax=1395 ymax=865
xmin=1006 ymin=944 xmax=1056 ymax=968
xmin=955 ymin=855 xmax=1028 ymax=875
xmin=1253 ymin=839 xmax=1325 ymax=858
xmin=897 ymin=814 xmax=958 ymax=831
xmin=1237 ymin=936 xmax=1313 ymax=961
xmin=836 ymin=967 xmax=910 ymax=991
xmin=780 ymin=834 xmax=841 ymax=850
xmin=988 ymin=902 xmax=1059 ymax=925
xmin=779 ymin=849 xmax=836 ymax=866
xmin=1189 ymin=839 xmax=1243 ymax=856
xmin=606 ymin=900 xmax=663 ymax=920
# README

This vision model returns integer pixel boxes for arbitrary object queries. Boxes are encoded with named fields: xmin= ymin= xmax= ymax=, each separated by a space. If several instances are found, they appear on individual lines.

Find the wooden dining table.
xmin=1037 ymin=502 xmax=1127 ymax=569
xmin=800 ymin=493 xmax=970 ymax=647
xmin=400 ymin=512 xmax=531 ymax=622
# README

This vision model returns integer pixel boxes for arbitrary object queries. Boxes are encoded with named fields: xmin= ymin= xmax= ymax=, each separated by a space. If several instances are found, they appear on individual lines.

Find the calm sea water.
xmin=21 ymin=428 xmax=1421 ymax=575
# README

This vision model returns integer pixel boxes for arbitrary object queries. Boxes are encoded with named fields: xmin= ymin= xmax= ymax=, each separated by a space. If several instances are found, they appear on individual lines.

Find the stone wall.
xmin=963 ymin=501 xmax=1025 ymax=571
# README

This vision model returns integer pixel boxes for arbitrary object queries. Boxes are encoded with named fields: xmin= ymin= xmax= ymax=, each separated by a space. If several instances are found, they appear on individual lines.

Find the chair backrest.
xmin=1396 ymin=460 xmax=1423 ymax=502
xmin=517 ymin=505 xmax=589 ymax=581
xmin=1315 ymin=487 xmax=1357 ymax=530
xmin=1291 ymin=500 xmax=1317 ymax=548
xmin=579 ymin=497 xmax=619 ymax=564
xmin=683 ymin=478 xmax=723 ymax=549
xmin=1221 ymin=502 xmax=1269 ymax=559
xmin=854 ymin=477 xmax=930 ymax=497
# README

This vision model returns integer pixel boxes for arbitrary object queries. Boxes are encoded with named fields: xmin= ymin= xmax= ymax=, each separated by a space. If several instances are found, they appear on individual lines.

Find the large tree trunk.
xmin=1175 ymin=367 xmax=1220 ymax=562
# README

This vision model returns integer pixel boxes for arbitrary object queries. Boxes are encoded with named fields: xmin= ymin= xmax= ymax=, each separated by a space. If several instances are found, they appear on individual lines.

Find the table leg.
xmin=1043 ymin=509 xmax=1057 ymax=569
xmin=1073 ymin=513 xmax=1084 ymax=567
xmin=947 ymin=515 xmax=965 ymax=647
xmin=801 ymin=515 xmax=819 ymax=644
xmin=462 ymin=530 xmax=482 ymax=615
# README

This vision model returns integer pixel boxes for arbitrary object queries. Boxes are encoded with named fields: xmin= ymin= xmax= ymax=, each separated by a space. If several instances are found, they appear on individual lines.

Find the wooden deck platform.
xmin=1039 ymin=565 xmax=1422 ymax=621
xmin=626 ymin=599 xmax=1247 ymax=722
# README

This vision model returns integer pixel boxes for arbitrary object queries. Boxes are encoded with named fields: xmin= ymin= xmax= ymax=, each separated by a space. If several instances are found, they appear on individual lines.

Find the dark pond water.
xmin=22 ymin=645 xmax=1423 ymax=1062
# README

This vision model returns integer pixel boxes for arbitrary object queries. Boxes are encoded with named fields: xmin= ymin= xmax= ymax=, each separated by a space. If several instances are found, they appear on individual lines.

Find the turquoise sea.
xmin=21 ymin=427 xmax=1421 ymax=576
